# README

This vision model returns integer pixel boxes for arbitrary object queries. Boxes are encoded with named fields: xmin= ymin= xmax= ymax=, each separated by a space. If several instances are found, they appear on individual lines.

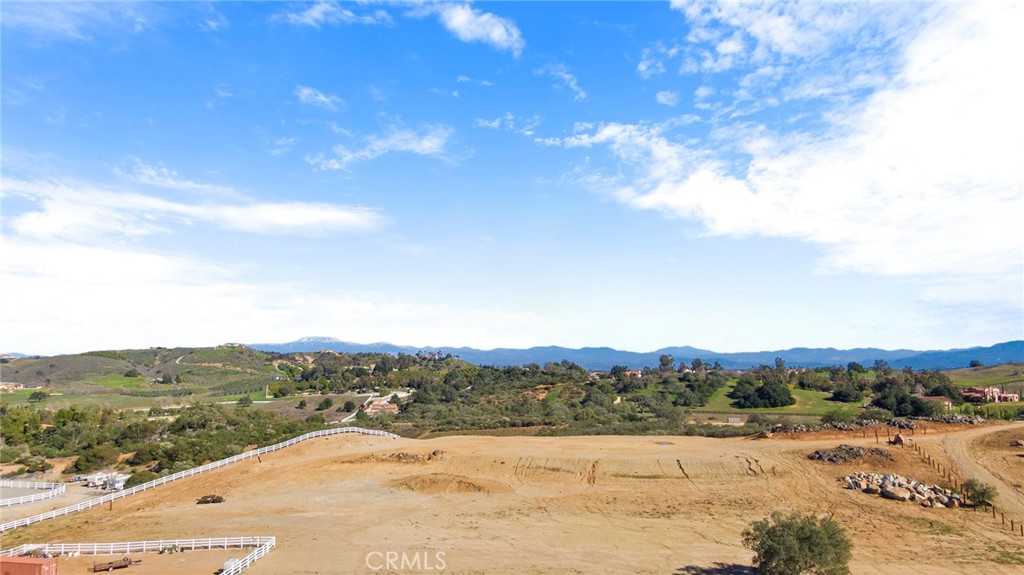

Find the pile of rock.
xmin=888 ymin=418 xmax=916 ymax=429
xmin=920 ymin=414 xmax=985 ymax=425
xmin=842 ymin=472 xmax=962 ymax=508
xmin=808 ymin=444 xmax=892 ymax=464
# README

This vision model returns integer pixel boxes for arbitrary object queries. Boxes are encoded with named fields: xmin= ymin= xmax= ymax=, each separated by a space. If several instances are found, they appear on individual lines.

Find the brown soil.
xmin=3 ymin=424 xmax=1024 ymax=574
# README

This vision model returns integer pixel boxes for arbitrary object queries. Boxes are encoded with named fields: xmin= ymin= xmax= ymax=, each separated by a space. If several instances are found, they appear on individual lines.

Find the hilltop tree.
xmin=742 ymin=511 xmax=852 ymax=575
xmin=28 ymin=391 xmax=49 ymax=403
xmin=658 ymin=354 xmax=674 ymax=372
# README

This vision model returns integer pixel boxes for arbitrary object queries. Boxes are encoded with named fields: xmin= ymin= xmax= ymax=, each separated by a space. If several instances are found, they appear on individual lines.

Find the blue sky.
xmin=2 ymin=1 xmax=1021 ymax=356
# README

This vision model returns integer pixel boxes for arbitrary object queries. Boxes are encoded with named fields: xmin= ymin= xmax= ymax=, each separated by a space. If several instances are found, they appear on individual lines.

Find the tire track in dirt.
xmin=941 ymin=422 xmax=1024 ymax=517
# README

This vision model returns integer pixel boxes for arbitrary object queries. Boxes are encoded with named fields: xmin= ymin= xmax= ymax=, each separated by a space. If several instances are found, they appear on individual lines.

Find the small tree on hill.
xmin=962 ymin=479 xmax=997 ymax=507
xmin=316 ymin=397 xmax=334 ymax=411
xmin=237 ymin=396 xmax=253 ymax=407
xmin=343 ymin=400 xmax=357 ymax=412
xmin=742 ymin=511 xmax=852 ymax=575
xmin=296 ymin=399 xmax=307 ymax=410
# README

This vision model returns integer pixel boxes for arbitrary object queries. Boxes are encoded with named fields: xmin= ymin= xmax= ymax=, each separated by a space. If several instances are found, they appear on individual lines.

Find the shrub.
xmin=820 ymin=409 xmax=855 ymax=425
xmin=124 ymin=470 xmax=160 ymax=488
xmin=316 ymin=398 xmax=334 ymax=411
xmin=962 ymin=479 xmax=997 ymax=507
xmin=830 ymin=385 xmax=862 ymax=403
xmin=742 ymin=511 xmax=852 ymax=575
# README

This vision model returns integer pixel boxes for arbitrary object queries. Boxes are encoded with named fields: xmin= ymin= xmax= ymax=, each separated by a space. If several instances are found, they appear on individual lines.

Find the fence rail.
xmin=0 ymin=536 xmax=276 ymax=575
xmin=0 ymin=426 xmax=397 ymax=533
xmin=0 ymin=481 xmax=65 ymax=507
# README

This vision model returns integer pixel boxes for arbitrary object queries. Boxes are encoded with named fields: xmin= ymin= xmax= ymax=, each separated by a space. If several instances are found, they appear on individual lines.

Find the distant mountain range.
xmin=250 ymin=337 xmax=1024 ymax=371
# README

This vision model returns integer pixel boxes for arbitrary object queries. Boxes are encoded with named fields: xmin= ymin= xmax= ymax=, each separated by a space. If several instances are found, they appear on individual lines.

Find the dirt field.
xmin=4 ymin=423 xmax=1024 ymax=575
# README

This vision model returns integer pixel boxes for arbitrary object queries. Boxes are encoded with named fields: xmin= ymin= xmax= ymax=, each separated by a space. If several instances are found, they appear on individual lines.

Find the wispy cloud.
xmin=655 ymin=91 xmax=679 ymax=107
xmin=474 ymin=113 xmax=542 ymax=136
xmin=539 ymin=63 xmax=587 ymax=101
xmin=309 ymin=125 xmax=455 ymax=170
xmin=544 ymin=2 xmax=1023 ymax=309
xmin=268 ymin=137 xmax=296 ymax=157
xmin=432 ymin=3 xmax=524 ymax=57
xmin=1 ymin=2 xmax=151 ymax=41
xmin=456 ymin=75 xmax=494 ymax=87
xmin=4 ymin=176 xmax=385 ymax=241
xmin=115 ymin=158 xmax=237 ymax=197
xmin=295 ymin=85 xmax=345 ymax=111
xmin=277 ymin=1 xmax=392 ymax=28
xmin=198 ymin=4 xmax=228 ymax=32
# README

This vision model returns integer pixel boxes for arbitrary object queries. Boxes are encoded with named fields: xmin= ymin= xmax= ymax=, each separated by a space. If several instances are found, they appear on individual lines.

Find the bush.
xmin=742 ymin=511 xmax=852 ymax=575
xmin=124 ymin=470 xmax=160 ymax=488
xmin=316 ymin=398 xmax=334 ymax=411
xmin=962 ymin=478 xmax=997 ymax=507
xmin=830 ymin=385 xmax=862 ymax=403
xmin=820 ymin=409 xmax=855 ymax=425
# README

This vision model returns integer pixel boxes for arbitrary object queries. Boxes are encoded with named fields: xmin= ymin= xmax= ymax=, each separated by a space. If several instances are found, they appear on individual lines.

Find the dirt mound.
xmin=391 ymin=472 xmax=510 ymax=494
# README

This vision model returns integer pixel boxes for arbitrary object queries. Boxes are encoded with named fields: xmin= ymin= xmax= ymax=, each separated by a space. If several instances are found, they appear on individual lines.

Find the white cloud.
xmin=0 ymin=2 xmax=151 ymax=41
xmin=4 ymin=176 xmax=384 ymax=241
xmin=278 ymin=1 xmax=391 ymax=28
xmin=199 ymin=5 xmax=229 ymax=32
xmin=309 ymin=125 xmax=454 ymax=170
xmin=655 ymin=91 xmax=679 ymax=107
xmin=295 ymin=85 xmax=344 ymax=111
xmin=473 ymin=113 xmax=541 ymax=136
xmin=268 ymin=137 xmax=296 ymax=157
xmin=636 ymin=44 xmax=681 ymax=79
xmin=434 ymin=4 xmax=524 ymax=57
xmin=1 ymin=237 xmax=539 ymax=356
xmin=546 ymin=2 xmax=1024 ymax=309
xmin=115 ymin=158 xmax=237 ymax=197
xmin=539 ymin=63 xmax=587 ymax=102
xmin=456 ymin=75 xmax=494 ymax=87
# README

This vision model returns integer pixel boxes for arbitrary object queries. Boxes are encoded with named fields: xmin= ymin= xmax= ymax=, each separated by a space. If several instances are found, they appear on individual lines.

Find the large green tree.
xmin=742 ymin=511 xmax=852 ymax=575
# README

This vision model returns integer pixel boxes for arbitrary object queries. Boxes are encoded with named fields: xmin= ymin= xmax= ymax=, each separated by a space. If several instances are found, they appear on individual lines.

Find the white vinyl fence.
xmin=0 ymin=536 xmax=276 ymax=575
xmin=0 ymin=426 xmax=396 ymax=533
xmin=0 ymin=480 xmax=65 ymax=507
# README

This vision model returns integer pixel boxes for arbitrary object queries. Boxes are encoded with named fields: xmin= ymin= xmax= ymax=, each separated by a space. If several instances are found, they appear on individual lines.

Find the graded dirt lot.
xmin=4 ymin=423 xmax=1024 ymax=575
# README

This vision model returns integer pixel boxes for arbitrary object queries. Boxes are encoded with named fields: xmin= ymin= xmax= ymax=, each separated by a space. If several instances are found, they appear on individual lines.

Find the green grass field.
xmin=694 ymin=381 xmax=868 ymax=416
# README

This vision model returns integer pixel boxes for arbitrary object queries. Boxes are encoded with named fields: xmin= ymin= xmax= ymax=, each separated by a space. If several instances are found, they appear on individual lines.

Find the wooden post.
xmin=1001 ymin=512 xmax=1005 ymax=525
xmin=257 ymin=455 xmax=262 ymax=464
xmin=875 ymin=429 xmax=879 ymax=444
xmin=1011 ymin=519 xmax=1015 ymax=532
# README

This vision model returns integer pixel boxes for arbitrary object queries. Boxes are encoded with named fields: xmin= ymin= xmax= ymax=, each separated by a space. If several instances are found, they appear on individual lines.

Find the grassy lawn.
xmin=0 ymin=391 xmax=176 ymax=409
xmin=694 ymin=381 xmax=868 ymax=416
xmin=94 ymin=375 xmax=149 ymax=391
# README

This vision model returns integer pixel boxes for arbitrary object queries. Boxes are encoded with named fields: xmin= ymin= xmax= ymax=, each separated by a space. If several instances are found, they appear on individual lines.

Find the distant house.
xmin=963 ymin=386 xmax=1020 ymax=403
xmin=0 ymin=382 xmax=24 ymax=391
xmin=364 ymin=402 xmax=399 ymax=416
xmin=917 ymin=396 xmax=954 ymax=412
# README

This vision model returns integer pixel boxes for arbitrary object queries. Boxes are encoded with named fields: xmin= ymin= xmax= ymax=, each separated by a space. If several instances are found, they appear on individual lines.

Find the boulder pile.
xmin=842 ymin=472 xmax=962 ymax=508
xmin=808 ymin=444 xmax=892 ymax=464
xmin=920 ymin=414 xmax=985 ymax=425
